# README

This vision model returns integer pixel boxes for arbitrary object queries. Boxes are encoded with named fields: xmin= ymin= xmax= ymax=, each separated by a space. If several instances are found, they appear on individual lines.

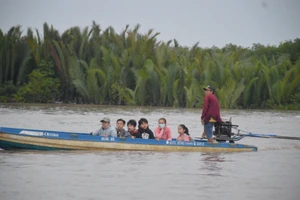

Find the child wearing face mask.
xmin=154 ymin=117 xmax=172 ymax=140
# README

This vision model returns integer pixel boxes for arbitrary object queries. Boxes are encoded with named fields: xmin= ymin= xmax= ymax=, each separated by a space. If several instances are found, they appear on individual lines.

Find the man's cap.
xmin=203 ymin=85 xmax=216 ymax=94
xmin=100 ymin=117 xmax=111 ymax=123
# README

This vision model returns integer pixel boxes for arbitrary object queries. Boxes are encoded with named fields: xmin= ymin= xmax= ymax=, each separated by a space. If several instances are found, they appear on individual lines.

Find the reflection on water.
xmin=201 ymin=153 xmax=225 ymax=177
xmin=0 ymin=104 xmax=300 ymax=200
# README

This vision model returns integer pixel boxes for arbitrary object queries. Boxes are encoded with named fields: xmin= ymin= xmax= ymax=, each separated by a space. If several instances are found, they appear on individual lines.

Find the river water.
xmin=0 ymin=104 xmax=300 ymax=200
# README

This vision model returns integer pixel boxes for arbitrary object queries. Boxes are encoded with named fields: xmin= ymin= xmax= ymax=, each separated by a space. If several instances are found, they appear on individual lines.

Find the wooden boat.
xmin=0 ymin=126 xmax=257 ymax=152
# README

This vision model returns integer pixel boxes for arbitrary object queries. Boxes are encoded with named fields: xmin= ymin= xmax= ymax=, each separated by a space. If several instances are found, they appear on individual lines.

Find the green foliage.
xmin=14 ymin=61 xmax=61 ymax=103
xmin=0 ymin=81 xmax=18 ymax=102
xmin=0 ymin=23 xmax=300 ymax=109
xmin=288 ymin=93 xmax=300 ymax=110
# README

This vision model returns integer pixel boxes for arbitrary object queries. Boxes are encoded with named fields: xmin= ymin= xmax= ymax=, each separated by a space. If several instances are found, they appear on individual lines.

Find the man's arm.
xmin=110 ymin=127 xmax=117 ymax=137
xmin=155 ymin=127 xmax=164 ymax=138
xmin=166 ymin=127 xmax=172 ymax=140
xmin=91 ymin=129 xmax=100 ymax=136
xmin=123 ymin=131 xmax=132 ymax=138
xmin=148 ymin=129 xmax=155 ymax=139
xmin=201 ymin=95 xmax=209 ymax=120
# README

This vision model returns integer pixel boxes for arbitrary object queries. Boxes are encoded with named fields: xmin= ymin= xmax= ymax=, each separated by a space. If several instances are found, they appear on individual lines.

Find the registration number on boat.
xmin=166 ymin=140 xmax=205 ymax=146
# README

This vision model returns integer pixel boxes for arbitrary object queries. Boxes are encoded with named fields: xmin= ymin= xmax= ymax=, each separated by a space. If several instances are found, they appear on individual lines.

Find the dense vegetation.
xmin=0 ymin=22 xmax=299 ymax=109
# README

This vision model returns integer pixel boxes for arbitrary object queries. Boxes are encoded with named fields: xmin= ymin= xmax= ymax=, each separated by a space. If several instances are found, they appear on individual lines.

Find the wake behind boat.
xmin=0 ymin=126 xmax=257 ymax=152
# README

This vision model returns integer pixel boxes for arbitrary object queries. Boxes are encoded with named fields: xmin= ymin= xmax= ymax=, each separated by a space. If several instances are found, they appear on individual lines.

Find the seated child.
xmin=177 ymin=124 xmax=192 ymax=142
xmin=116 ymin=119 xmax=131 ymax=138
xmin=154 ymin=117 xmax=172 ymax=140
xmin=138 ymin=118 xmax=155 ymax=139
xmin=126 ymin=119 xmax=140 ymax=139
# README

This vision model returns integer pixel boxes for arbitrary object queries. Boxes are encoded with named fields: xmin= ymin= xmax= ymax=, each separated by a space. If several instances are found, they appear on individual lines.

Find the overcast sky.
xmin=0 ymin=0 xmax=299 ymax=48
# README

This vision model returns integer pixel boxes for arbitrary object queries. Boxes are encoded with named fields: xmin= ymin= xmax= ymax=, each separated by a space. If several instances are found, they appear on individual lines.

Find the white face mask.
xmin=159 ymin=123 xmax=165 ymax=129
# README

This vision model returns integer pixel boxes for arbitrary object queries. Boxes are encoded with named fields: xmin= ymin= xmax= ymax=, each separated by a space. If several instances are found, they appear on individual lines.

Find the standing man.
xmin=201 ymin=85 xmax=222 ymax=143
xmin=91 ymin=117 xmax=117 ymax=137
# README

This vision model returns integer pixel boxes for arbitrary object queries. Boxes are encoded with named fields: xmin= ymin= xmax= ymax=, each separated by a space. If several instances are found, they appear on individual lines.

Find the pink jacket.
xmin=177 ymin=134 xmax=191 ymax=142
xmin=155 ymin=126 xmax=172 ymax=140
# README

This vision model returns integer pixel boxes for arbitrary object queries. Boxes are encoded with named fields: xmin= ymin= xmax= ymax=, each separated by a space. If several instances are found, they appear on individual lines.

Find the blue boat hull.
xmin=0 ymin=140 xmax=70 ymax=150
xmin=0 ymin=127 xmax=257 ymax=152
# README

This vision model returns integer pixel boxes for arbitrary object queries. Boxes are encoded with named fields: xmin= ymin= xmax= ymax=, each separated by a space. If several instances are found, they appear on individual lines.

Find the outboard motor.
xmin=214 ymin=120 xmax=234 ymax=143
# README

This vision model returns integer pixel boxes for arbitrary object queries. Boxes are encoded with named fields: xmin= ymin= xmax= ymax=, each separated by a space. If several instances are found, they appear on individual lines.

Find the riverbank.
xmin=0 ymin=102 xmax=299 ymax=111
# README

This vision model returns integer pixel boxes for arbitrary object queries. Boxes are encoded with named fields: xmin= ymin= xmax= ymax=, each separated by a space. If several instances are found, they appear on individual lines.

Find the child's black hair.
xmin=117 ymin=119 xmax=126 ymax=125
xmin=138 ymin=118 xmax=150 ymax=129
xmin=127 ymin=119 xmax=137 ymax=127
xmin=138 ymin=118 xmax=148 ymax=126
xmin=179 ymin=124 xmax=189 ymax=135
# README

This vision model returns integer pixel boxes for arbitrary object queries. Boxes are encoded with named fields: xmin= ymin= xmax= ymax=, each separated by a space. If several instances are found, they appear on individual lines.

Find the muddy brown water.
xmin=0 ymin=104 xmax=299 ymax=200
